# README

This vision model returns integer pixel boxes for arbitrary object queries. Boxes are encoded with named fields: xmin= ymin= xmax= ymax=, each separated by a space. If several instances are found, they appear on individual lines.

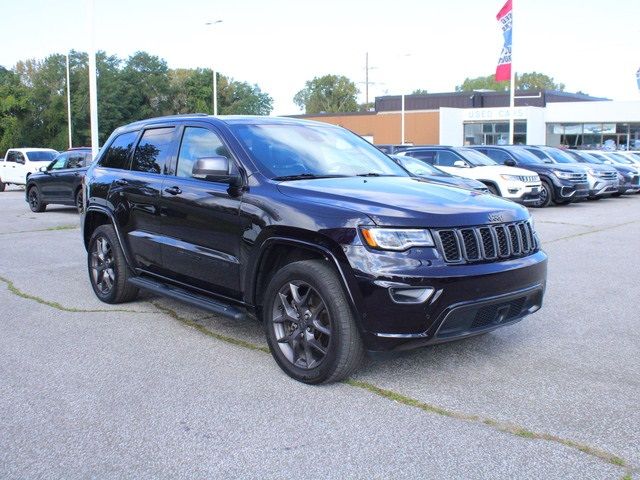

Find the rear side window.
xmin=436 ymin=150 xmax=463 ymax=167
xmin=132 ymin=127 xmax=175 ymax=174
xmin=405 ymin=150 xmax=436 ymax=164
xmin=484 ymin=149 xmax=511 ymax=163
xmin=66 ymin=154 xmax=85 ymax=168
xmin=99 ymin=131 xmax=139 ymax=169
xmin=176 ymin=127 xmax=230 ymax=179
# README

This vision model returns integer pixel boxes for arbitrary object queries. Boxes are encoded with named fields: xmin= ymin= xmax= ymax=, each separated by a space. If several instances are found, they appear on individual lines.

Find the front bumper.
xmin=551 ymin=179 xmax=589 ymax=201
xmin=618 ymin=175 xmax=640 ymax=194
xmin=503 ymin=182 xmax=542 ymax=205
xmin=589 ymin=179 xmax=619 ymax=197
xmin=348 ymin=248 xmax=548 ymax=351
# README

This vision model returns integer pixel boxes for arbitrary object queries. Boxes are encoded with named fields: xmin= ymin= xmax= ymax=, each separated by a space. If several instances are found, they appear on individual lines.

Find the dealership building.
xmin=295 ymin=90 xmax=640 ymax=150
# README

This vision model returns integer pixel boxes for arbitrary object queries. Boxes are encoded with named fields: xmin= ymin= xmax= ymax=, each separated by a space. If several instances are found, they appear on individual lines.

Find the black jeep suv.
xmin=82 ymin=115 xmax=547 ymax=384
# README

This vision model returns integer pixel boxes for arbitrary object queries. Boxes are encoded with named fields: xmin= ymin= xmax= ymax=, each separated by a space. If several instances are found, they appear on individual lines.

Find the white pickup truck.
xmin=0 ymin=148 xmax=59 ymax=191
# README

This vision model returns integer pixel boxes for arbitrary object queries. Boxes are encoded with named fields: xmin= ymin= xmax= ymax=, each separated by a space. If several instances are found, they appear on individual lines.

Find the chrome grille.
xmin=567 ymin=173 xmax=588 ymax=183
xmin=598 ymin=171 xmax=617 ymax=180
xmin=516 ymin=175 xmax=539 ymax=183
xmin=435 ymin=221 xmax=537 ymax=264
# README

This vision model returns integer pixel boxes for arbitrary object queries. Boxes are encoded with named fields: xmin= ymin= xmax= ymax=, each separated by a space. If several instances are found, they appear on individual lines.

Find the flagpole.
xmin=87 ymin=0 xmax=99 ymax=158
xmin=508 ymin=0 xmax=515 ymax=145
xmin=65 ymin=53 xmax=72 ymax=149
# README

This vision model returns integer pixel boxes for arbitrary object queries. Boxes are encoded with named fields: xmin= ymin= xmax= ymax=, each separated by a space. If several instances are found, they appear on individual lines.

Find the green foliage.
xmin=411 ymin=89 xmax=429 ymax=95
xmin=0 ymin=51 xmax=274 ymax=153
xmin=293 ymin=75 xmax=359 ymax=114
xmin=455 ymin=71 xmax=566 ymax=92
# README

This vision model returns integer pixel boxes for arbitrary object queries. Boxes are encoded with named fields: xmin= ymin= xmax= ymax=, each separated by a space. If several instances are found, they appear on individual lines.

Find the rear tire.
xmin=87 ymin=224 xmax=139 ymax=304
xmin=0 ymin=180 xmax=5 ymax=192
xmin=263 ymin=259 xmax=365 ymax=384
xmin=27 ymin=186 xmax=46 ymax=212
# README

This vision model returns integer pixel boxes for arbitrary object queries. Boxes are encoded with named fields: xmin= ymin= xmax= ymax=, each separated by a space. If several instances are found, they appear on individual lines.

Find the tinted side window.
xmin=132 ymin=127 xmax=175 ymax=174
xmin=525 ymin=148 xmax=546 ymax=160
xmin=50 ymin=155 xmax=68 ymax=170
xmin=436 ymin=150 xmax=463 ymax=167
xmin=405 ymin=150 xmax=436 ymax=164
xmin=83 ymin=152 xmax=93 ymax=166
xmin=99 ymin=131 xmax=139 ymax=169
xmin=176 ymin=127 xmax=230 ymax=179
xmin=66 ymin=154 xmax=84 ymax=169
xmin=484 ymin=149 xmax=511 ymax=163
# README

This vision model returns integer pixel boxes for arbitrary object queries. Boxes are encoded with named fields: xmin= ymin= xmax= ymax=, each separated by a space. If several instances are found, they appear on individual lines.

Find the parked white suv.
xmin=0 ymin=148 xmax=59 ymax=191
xmin=397 ymin=147 xmax=541 ymax=205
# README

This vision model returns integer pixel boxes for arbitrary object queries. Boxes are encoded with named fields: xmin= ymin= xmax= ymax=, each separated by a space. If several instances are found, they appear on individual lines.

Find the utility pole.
xmin=87 ymin=0 xmax=99 ymax=157
xmin=65 ymin=53 xmax=72 ymax=149
xmin=365 ymin=52 xmax=369 ymax=106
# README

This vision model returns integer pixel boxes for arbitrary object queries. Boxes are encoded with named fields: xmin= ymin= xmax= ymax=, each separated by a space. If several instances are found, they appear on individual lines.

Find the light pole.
xmin=205 ymin=20 xmax=223 ymax=115
xmin=398 ymin=53 xmax=412 ymax=145
xmin=65 ymin=53 xmax=72 ymax=148
xmin=87 ymin=0 xmax=99 ymax=158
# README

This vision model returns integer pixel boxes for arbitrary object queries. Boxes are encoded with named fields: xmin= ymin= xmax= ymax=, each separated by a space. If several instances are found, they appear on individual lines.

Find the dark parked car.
xmin=25 ymin=147 xmax=93 ymax=212
xmin=470 ymin=145 xmax=590 ymax=208
xmin=82 ymin=115 xmax=547 ymax=384
xmin=523 ymin=146 xmax=618 ymax=200
xmin=389 ymin=154 xmax=489 ymax=192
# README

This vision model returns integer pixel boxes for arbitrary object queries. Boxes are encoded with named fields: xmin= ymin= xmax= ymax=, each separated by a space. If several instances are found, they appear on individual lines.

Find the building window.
xmin=547 ymin=123 xmax=640 ymax=150
xmin=464 ymin=121 xmax=526 ymax=146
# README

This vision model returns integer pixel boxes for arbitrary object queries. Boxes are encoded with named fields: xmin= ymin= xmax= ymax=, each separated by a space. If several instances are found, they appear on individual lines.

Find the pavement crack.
xmin=0 ymin=275 xmax=155 ymax=314
xmin=545 ymin=220 xmax=639 ymax=244
xmin=0 ymin=224 xmax=79 ymax=236
xmin=150 ymin=301 xmax=635 ymax=475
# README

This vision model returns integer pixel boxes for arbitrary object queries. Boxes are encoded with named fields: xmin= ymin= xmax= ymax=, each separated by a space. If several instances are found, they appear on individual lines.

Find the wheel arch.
xmin=83 ymin=206 xmax=135 ymax=267
xmin=479 ymin=179 xmax=501 ymax=195
xmin=248 ymin=237 xmax=362 ymax=321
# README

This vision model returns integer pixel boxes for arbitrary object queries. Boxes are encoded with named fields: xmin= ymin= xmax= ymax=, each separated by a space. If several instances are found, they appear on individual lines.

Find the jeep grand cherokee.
xmin=81 ymin=115 xmax=547 ymax=384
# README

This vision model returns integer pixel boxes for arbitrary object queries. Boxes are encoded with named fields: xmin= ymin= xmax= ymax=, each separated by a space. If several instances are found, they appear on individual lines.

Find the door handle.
xmin=73 ymin=172 xmax=80 ymax=176
xmin=164 ymin=186 xmax=182 ymax=195
xmin=114 ymin=179 xmax=128 ymax=186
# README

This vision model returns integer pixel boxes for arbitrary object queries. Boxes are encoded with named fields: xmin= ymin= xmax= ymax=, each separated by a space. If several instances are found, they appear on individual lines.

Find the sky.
xmin=2 ymin=0 xmax=639 ymax=115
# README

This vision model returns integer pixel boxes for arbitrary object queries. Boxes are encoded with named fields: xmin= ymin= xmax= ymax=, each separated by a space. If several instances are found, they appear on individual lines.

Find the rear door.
xmin=158 ymin=124 xmax=246 ymax=298
xmin=106 ymin=126 xmax=179 ymax=275
xmin=56 ymin=151 xmax=86 ymax=201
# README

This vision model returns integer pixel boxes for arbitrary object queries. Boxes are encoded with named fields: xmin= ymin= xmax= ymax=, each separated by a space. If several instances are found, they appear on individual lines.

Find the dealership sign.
xmin=462 ymin=108 xmax=528 ymax=121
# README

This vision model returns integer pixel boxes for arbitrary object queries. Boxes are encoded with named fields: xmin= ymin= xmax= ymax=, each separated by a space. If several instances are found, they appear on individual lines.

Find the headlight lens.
xmin=553 ymin=170 xmax=573 ymax=180
xmin=500 ymin=174 xmax=521 ymax=181
xmin=361 ymin=228 xmax=434 ymax=251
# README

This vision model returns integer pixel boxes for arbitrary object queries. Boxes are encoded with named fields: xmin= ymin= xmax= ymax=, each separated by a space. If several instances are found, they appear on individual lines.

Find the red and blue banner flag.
xmin=495 ymin=0 xmax=513 ymax=82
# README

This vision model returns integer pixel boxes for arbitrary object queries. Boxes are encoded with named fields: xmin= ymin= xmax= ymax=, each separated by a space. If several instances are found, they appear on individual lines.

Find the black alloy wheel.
xmin=272 ymin=281 xmax=332 ymax=370
xmin=87 ymin=225 xmax=138 ymax=304
xmin=28 ymin=187 xmax=46 ymax=212
xmin=263 ymin=260 xmax=365 ymax=384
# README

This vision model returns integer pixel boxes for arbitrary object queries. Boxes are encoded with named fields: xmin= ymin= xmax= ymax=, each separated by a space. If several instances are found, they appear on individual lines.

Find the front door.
xmin=159 ymin=125 xmax=245 ymax=299
xmin=5 ymin=151 xmax=26 ymax=184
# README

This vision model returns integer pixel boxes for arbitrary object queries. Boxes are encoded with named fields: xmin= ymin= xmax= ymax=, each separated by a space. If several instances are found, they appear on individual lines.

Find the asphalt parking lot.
xmin=1 ymin=186 xmax=638 ymax=479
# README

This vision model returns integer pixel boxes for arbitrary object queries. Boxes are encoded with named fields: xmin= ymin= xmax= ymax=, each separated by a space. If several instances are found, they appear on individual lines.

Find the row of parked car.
xmin=387 ymin=145 xmax=640 ymax=208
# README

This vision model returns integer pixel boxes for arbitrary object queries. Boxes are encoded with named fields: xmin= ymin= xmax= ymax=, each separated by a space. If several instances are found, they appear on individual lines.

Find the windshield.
xmin=605 ymin=152 xmax=634 ymax=165
xmin=570 ymin=151 xmax=604 ymax=164
xmin=456 ymin=148 xmax=497 ymax=166
xmin=25 ymin=150 xmax=58 ymax=162
xmin=512 ymin=147 xmax=550 ymax=164
xmin=394 ymin=156 xmax=447 ymax=177
xmin=545 ymin=148 xmax=578 ymax=164
xmin=230 ymin=124 xmax=408 ymax=179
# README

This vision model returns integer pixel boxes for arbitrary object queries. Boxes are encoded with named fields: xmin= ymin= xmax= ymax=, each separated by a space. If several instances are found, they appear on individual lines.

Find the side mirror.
xmin=504 ymin=159 xmax=517 ymax=167
xmin=192 ymin=156 xmax=241 ymax=186
xmin=39 ymin=166 xmax=48 ymax=173
xmin=453 ymin=160 xmax=468 ymax=168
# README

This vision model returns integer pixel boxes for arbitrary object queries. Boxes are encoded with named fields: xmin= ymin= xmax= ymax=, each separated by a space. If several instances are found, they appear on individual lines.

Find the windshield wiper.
xmin=273 ymin=173 xmax=348 ymax=181
xmin=356 ymin=172 xmax=395 ymax=177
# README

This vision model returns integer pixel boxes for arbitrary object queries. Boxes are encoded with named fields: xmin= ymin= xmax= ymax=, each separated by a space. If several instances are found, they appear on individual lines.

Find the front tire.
xmin=88 ymin=224 xmax=139 ymax=304
xmin=533 ymin=180 xmax=553 ymax=208
xmin=75 ymin=189 xmax=83 ymax=214
xmin=263 ymin=260 xmax=365 ymax=384
xmin=0 ymin=180 xmax=5 ymax=192
xmin=27 ymin=186 xmax=46 ymax=212
xmin=486 ymin=184 xmax=500 ymax=196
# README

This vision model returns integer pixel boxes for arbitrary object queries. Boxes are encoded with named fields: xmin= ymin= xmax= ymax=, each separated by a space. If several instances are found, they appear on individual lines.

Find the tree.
xmin=293 ymin=75 xmax=359 ymax=114
xmin=0 ymin=66 xmax=31 ymax=153
xmin=455 ymin=72 xmax=565 ymax=92
xmin=411 ymin=89 xmax=428 ymax=95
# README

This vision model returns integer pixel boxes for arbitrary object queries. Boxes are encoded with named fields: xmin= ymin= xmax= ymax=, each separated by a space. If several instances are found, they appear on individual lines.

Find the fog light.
xmin=389 ymin=287 xmax=435 ymax=304
xmin=527 ymin=304 xmax=541 ymax=314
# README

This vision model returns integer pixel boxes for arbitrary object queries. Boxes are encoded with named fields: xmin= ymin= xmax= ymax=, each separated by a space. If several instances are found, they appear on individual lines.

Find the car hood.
xmin=585 ymin=163 xmax=617 ymax=173
xmin=548 ymin=164 xmax=589 ymax=173
xmin=423 ymin=175 xmax=486 ymax=190
xmin=277 ymin=176 xmax=528 ymax=228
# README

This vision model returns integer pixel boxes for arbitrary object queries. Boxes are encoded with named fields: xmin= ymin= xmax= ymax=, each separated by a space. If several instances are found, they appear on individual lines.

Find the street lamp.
xmin=205 ymin=20 xmax=223 ymax=115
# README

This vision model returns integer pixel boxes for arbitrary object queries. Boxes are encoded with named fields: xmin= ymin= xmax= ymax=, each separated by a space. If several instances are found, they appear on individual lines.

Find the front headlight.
xmin=553 ymin=170 xmax=574 ymax=180
xmin=587 ymin=168 xmax=597 ymax=176
xmin=500 ymin=174 xmax=521 ymax=181
xmin=360 ymin=228 xmax=434 ymax=251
